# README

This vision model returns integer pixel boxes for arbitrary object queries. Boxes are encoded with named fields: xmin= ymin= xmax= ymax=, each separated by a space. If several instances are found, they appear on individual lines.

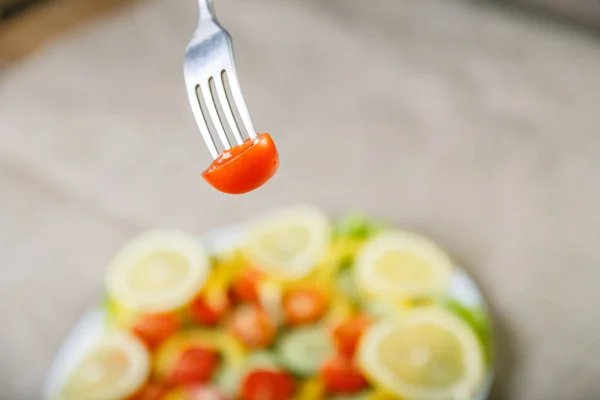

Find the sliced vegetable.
xmin=188 ymin=291 xmax=230 ymax=326
xmin=241 ymin=369 xmax=296 ymax=400
xmin=105 ymin=231 xmax=210 ymax=313
xmin=357 ymin=307 xmax=485 ymax=400
xmin=131 ymin=313 xmax=180 ymax=350
xmin=246 ymin=351 xmax=281 ymax=370
xmin=243 ymin=206 xmax=331 ymax=280
xmin=129 ymin=382 xmax=169 ymax=400
xmin=168 ymin=346 xmax=220 ymax=386
xmin=202 ymin=133 xmax=279 ymax=195
xmin=215 ymin=351 xmax=280 ymax=398
xmin=321 ymin=354 xmax=368 ymax=395
xmin=277 ymin=325 xmax=334 ymax=376
xmin=282 ymin=288 xmax=328 ymax=326
xmin=214 ymin=365 xmax=242 ymax=399
xmin=230 ymin=269 xmax=263 ymax=304
xmin=60 ymin=330 xmax=150 ymax=400
xmin=331 ymin=314 xmax=372 ymax=357
xmin=155 ymin=329 xmax=247 ymax=380
xmin=229 ymin=305 xmax=277 ymax=349
xmin=353 ymin=231 xmax=453 ymax=300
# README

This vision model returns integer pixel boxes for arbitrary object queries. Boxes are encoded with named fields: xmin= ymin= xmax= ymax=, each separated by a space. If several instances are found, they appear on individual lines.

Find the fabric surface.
xmin=0 ymin=0 xmax=599 ymax=398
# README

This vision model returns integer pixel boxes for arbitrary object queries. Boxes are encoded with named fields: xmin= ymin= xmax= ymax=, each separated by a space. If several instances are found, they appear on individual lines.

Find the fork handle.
xmin=197 ymin=0 xmax=215 ymax=20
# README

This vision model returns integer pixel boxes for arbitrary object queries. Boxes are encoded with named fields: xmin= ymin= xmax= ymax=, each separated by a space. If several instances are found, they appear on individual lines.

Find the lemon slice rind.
xmin=358 ymin=307 xmax=485 ymax=400
xmin=354 ymin=231 xmax=453 ymax=300
xmin=243 ymin=206 xmax=331 ymax=280
xmin=106 ymin=231 xmax=210 ymax=313
xmin=60 ymin=330 xmax=149 ymax=400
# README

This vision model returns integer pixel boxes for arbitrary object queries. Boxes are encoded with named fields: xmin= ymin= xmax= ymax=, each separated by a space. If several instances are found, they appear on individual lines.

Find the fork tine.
xmin=199 ymin=82 xmax=231 ymax=150
xmin=187 ymin=84 xmax=219 ymax=159
xmin=224 ymin=69 xmax=257 ymax=139
xmin=213 ymin=73 xmax=244 ymax=145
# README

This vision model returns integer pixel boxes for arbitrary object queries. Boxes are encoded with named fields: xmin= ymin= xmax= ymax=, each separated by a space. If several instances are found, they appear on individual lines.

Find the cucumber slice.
xmin=246 ymin=351 xmax=280 ymax=370
xmin=214 ymin=365 xmax=241 ymax=398
xmin=277 ymin=325 xmax=334 ymax=377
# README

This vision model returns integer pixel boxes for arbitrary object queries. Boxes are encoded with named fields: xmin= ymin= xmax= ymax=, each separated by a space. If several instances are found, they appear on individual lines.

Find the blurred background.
xmin=1 ymin=0 xmax=599 ymax=399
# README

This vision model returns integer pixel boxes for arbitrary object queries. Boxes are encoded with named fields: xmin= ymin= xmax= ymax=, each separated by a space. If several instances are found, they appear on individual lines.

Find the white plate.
xmin=44 ymin=225 xmax=495 ymax=400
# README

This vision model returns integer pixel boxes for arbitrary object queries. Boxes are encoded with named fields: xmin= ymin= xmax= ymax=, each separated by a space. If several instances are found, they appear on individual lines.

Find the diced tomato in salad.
xmin=128 ymin=382 xmax=169 ymax=400
xmin=320 ymin=354 xmax=369 ymax=395
xmin=131 ymin=313 xmax=180 ymax=350
xmin=168 ymin=346 xmax=220 ymax=386
xmin=282 ymin=288 xmax=329 ymax=326
xmin=229 ymin=304 xmax=277 ymax=349
xmin=229 ymin=269 xmax=263 ymax=304
xmin=242 ymin=369 xmax=297 ymax=400
xmin=331 ymin=314 xmax=372 ymax=357
xmin=188 ymin=292 xmax=230 ymax=326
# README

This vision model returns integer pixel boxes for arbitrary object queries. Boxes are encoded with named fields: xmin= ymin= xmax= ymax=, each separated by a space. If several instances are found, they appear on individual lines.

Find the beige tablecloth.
xmin=1 ymin=0 xmax=599 ymax=398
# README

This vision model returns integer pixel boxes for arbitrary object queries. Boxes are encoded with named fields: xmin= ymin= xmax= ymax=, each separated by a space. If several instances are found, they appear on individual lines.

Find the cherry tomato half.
xmin=229 ymin=305 xmax=276 ymax=349
xmin=242 ymin=369 xmax=296 ymax=400
xmin=168 ymin=347 xmax=220 ymax=386
xmin=320 ymin=354 xmax=368 ymax=395
xmin=188 ymin=292 xmax=230 ymax=326
xmin=202 ymin=133 xmax=279 ymax=195
xmin=282 ymin=288 xmax=328 ymax=326
xmin=229 ymin=269 xmax=263 ymax=304
xmin=131 ymin=313 xmax=180 ymax=350
xmin=331 ymin=314 xmax=372 ymax=357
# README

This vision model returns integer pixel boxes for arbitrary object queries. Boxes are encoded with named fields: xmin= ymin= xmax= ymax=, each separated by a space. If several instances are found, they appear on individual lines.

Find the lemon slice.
xmin=358 ymin=307 xmax=485 ymax=400
xmin=354 ymin=231 xmax=453 ymax=300
xmin=106 ymin=231 xmax=211 ymax=313
xmin=243 ymin=206 xmax=331 ymax=280
xmin=60 ymin=330 xmax=150 ymax=400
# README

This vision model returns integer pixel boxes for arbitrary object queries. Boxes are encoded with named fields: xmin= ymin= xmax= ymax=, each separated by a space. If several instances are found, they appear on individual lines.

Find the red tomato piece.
xmin=127 ymin=382 xmax=168 ymax=400
xmin=320 ymin=354 xmax=368 ymax=395
xmin=282 ymin=288 xmax=328 ymax=326
xmin=229 ymin=269 xmax=262 ymax=304
xmin=131 ymin=313 xmax=180 ymax=349
xmin=229 ymin=305 xmax=276 ymax=349
xmin=242 ymin=369 xmax=296 ymax=400
xmin=168 ymin=347 xmax=220 ymax=386
xmin=331 ymin=314 xmax=372 ymax=357
xmin=202 ymin=133 xmax=279 ymax=195
xmin=188 ymin=292 xmax=229 ymax=326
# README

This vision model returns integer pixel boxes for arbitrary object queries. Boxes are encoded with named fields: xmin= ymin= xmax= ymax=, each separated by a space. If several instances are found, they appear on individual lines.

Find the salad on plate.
xmin=47 ymin=206 xmax=493 ymax=400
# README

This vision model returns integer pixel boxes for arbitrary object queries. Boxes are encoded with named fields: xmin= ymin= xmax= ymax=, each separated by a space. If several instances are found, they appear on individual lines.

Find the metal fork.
xmin=184 ymin=0 xmax=256 ymax=159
